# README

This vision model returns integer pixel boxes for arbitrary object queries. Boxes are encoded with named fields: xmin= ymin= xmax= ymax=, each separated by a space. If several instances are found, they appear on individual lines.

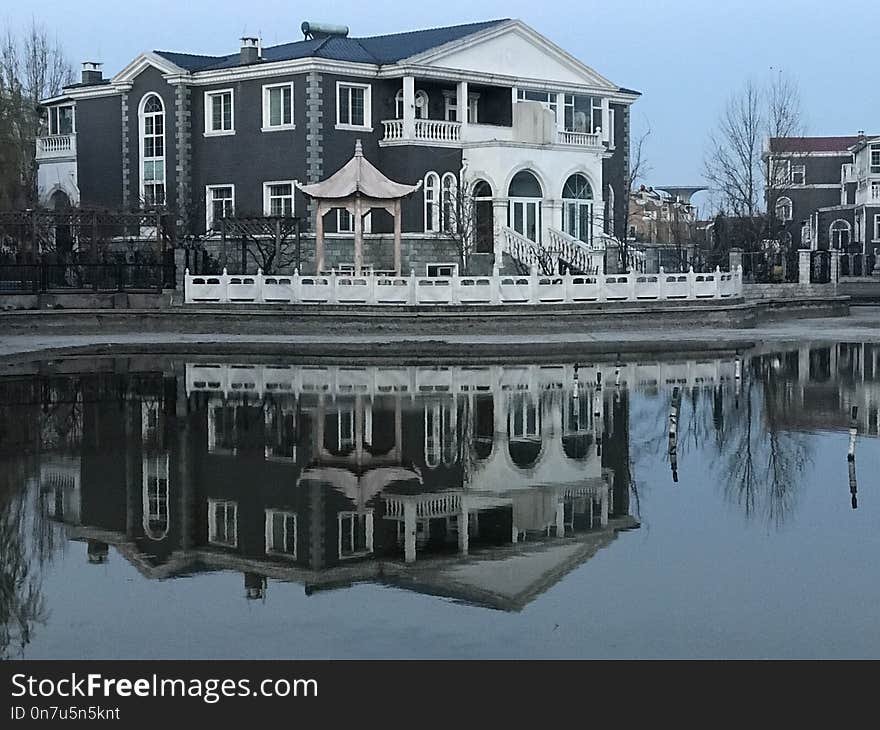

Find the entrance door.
xmin=509 ymin=199 xmax=541 ymax=242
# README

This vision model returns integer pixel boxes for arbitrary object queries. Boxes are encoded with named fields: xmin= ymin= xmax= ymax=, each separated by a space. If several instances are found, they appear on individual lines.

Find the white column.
xmin=456 ymin=80 xmax=468 ymax=130
xmin=493 ymin=198 xmax=508 ymax=266
xmin=403 ymin=501 xmax=417 ymax=563
xmin=555 ymin=501 xmax=564 ymax=537
xmin=601 ymin=98 xmax=610 ymax=143
xmin=555 ymin=92 xmax=565 ymax=138
xmin=402 ymin=75 xmax=415 ymax=139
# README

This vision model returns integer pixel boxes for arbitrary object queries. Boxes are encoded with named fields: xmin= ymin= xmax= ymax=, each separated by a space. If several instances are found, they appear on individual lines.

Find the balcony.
xmin=380 ymin=119 xmax=603 ymax=149
xmin=842 ymin=163 xmax=856 ymax=184
xmin=36 ymin=134 xmax=76 ymax=161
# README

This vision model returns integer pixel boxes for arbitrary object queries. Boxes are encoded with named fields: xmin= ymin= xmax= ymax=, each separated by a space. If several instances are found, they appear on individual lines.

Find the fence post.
xmin=184 ymin=268 xmax=190 ymax=303
xmin=798 ymin=249 xmax=811 ymax=285
xmin=409 ymin=269 xmax=417 ymax=305
xmin=529 ymin=263 xmax=539 ymax=304
xmin=714 ymin=266 xmax=722 ymax=298
xmin=687 ymin=266 xmax=696 ymax=299
xmin=329 ymin=270 xmax=338 ymax=304
xmin=658 ymin=266 xmax=666 ymax=300
xmin=256 ymin=268 xmax=264 ymax=304
xmin=221 ymin=267 xmax=229 ymax=304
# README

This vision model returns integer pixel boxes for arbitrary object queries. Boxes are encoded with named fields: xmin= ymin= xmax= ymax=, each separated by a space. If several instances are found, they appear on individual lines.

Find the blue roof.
xmin=154 ymin=19 xmax=509 ymax=71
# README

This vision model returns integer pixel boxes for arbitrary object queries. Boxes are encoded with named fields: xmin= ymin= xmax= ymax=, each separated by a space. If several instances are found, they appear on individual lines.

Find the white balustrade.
xmin=184 ymin=266 xmax=743 ymax=306
xmin=557 ymin=130 xmax=601 ymax=147
xmin=36 ymin=134 xmax=76 ymax=159
xmin=382 ymin=118 xmax=461 ymax=143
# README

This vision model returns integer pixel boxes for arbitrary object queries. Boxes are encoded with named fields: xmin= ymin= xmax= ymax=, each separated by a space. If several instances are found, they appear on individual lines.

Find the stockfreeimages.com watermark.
xmin=11 ymin=673 xmax=318 ymax=705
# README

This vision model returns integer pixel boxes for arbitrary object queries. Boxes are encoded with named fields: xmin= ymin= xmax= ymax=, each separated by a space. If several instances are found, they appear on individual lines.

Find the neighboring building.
xmin=624 ymin=185 xmax=705 ymax=271
xmin=35 ymin=19 xmax=639 ymax=274
xmin=764 ymin=134 xmax=880 ymax=254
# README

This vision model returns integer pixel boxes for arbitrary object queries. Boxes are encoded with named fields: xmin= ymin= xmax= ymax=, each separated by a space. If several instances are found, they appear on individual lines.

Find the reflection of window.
xmin=509 ymin=393 xmax=540 ymax=439
xmin=338 ymin=409 xmax=355 ymax=451
xmin=565 ymin=392 xmax=592 ymax=433
xmin=208 ymin=404 xmax=237 ymax=455
xmin=265 ymin=510 xmax=297 ymax=558
xmin=208 ymin=499 xmax=238 ymax=547
xmin=264 ymin=405 xmax=297 ymax=461
xmin=143 ymin=453 xmax=169 ymax=540
xmin=338 ymin=511 xmax=373 ymax=559
xmin=425 ymin=401 xmax=457 ymax=467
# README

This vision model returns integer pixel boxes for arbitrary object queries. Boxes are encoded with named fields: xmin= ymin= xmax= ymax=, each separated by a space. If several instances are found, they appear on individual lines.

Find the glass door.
xmin=509 ymin=199 xmax=541 ymax=242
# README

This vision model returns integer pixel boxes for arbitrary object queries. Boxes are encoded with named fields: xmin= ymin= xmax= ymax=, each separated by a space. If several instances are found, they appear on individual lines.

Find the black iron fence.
xmin=740 ymin=250 xmax=797 ymax=283
xmin=810 ymin=251 xmax=831 ymax=284
xmin=0 ymin=262 xmax=176 ymax=294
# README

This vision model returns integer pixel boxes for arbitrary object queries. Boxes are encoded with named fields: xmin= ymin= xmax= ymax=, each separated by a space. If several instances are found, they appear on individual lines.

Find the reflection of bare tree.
xmin=0 ymin=457 xmax=50 ymax=659
xmin=714 ymin=361 xmax=810 ymax=528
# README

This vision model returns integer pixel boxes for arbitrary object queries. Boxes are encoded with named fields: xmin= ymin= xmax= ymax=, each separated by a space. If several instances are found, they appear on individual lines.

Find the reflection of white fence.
xmin=185 ymin=267 xmax=743 ymax=305
xmin=186 ymin=360 xmax=738 ymax=399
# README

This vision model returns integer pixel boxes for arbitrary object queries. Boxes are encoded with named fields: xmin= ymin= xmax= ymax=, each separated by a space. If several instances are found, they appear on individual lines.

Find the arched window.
xmin=139 ymin=93 xmax=165 ymax=206
xmin=605 ymin=185 xmax=615 ymax=236
xmin=775 ymin=196 xmax=793 ymax=222
xmin=472 ymin=179 xmax=494 ymax=253
xmin=395 ymin=89 xmax=428 ymax=119
xmin=424 ymin=171 xmax=440 ymax=232
xmin=561 ymin=173 xmax=594 ymax=244
xmin=830 ymin=219 xmax=851 ymax=249
xmin=508 ymin=170 xmax=543 ymax=242
xmin=441 ymin=172 xmax=457 ymax=233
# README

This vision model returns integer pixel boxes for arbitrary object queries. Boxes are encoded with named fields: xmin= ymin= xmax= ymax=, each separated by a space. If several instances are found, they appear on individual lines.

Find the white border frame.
xmin=204 ymin=88 xmax=235 ymax=137
xmin=205 ymin=183 xmax=236 ymax=230
xmin=261 ymin=82 xmax=295 ymax=132
xmin=262 ymin=180 xmax=296 ymax=216
xmin=335 ymin=81 xmax=372 ymax=131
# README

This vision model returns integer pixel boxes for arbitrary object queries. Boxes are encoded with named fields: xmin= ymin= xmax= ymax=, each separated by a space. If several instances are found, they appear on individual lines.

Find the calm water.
xmin=2 ymin=344 xmax=879 ymax=659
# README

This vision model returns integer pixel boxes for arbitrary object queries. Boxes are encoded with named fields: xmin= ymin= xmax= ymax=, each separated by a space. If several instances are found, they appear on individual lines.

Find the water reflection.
xmin=1 ymin=344 xmax=877 ymax=657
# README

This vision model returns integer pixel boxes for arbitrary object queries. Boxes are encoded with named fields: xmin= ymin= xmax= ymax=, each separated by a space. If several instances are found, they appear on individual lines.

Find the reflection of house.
xmin=40 ymin=360 xmax=662 ymax=610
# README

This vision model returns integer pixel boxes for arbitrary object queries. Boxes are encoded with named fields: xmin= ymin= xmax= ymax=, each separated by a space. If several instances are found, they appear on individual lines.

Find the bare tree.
xmin=703 ymin=72 xmax=804 ymax=266
xmin=0 ymin=21 xmax=74 ymax=208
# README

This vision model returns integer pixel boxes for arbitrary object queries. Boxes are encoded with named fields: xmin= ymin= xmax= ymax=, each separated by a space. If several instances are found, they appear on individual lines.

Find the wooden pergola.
xmin=297 ymin=140 xmax=421 ymax=275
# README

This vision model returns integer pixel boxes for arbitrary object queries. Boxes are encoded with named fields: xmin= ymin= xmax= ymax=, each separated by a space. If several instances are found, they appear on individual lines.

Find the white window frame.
xmin=206 ymin=184 xmax=235 ymax=230
xmin=138 ymin=93 xmax=166 ymax=207
xmin=871 ymin=145 xmax=880 ymax=175
xmin=771 ymin=158 xmax=791 ymax=187
xmin=790 ymin=164 xmax=806 ymax=185
xmin=204 ymin=89 xmax=235 ymax=136
xmin=426 ymin=263 xmax=458 ymax=277
xmin=208 ymin=499 xmax=238 ymax=548
xmin=262 ymin=180 xmax=295 ymax=217
xmin=441 ymin=171 xmax=458 ymax=233
xmin=48 ymin=103 xmax=76 ymax=135
xmin=337 ymin=510 xmax=374 ymax=560
xmin=874 ymin=214 xmax=880 ymax=242
xmin=336 ymin=81 xmax=371 ymax=131
xmin=775 ymin=196 xmax=793 ymax=222
xmin=443 ymin=92 xmax=457 ymax=122
xmin=607 ymin=107 xmax=615 ymax=149
xmin=830 ymin=219 xmax=851 ymax=249
xmin=424 ymin=171 xmax=440 ymax=233
xmin=337 ymin=208 xmax=353 ymax=233
xmin=265 ymin=509 xmax=297 ymax=559
xmin=261 ymin=82 xmax=294 ymax=131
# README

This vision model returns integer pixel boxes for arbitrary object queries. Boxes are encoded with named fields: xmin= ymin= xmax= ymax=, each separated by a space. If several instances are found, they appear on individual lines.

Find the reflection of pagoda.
xmin=39 ymin=358 xmax=729 ymax=610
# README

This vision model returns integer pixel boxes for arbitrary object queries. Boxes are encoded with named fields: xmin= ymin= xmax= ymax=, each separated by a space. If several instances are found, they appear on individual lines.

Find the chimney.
xmin=81 ymin=61 xmax=103 ymax=85
xmin=240 ymin=37 xmax=260 ymax=65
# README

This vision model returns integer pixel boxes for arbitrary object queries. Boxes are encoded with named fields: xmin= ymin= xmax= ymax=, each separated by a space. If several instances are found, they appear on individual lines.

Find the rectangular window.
xmin=771 ymin=158 xmax=791 ymax=187
xmin=444 ymin=93 xmax=457 ymax=122
xmin=872 ymin=181 xmax=880 ymax=201
xmin=426 ymin=263 xmax=457 ymax=277
xmin=263 ymin=181 xmax=294 ymax=217
xmin=337 ymin=208 xmax=353 ymax=232
xmin=337 ymin=82 xmax=370 ymax=129
xmin=338 ymin=511 xmax=373 ymax=559
xmin=208 ymin=499 xmax=238 ymax=548
xmin=517 ymin=89 xmax=557 ymax=117
xmin=206 ymin=185 xmax=235 ymax=229
xmin=262 ymin=83 xmax=294 ymax=130
xmin=265 ymin=510 xmax=297 ymax=558
xmin=871 ymin=145 xmax=880 ymax=175
xmin=791 ymin=164 xmax=806 ymax=185
xmin=48 ymin=104 xmax=75 ymax=135
xmin=874 ymin=214 xmax=880 ymax=241
xmin=204 ymin=89 xmax=234 ymax=135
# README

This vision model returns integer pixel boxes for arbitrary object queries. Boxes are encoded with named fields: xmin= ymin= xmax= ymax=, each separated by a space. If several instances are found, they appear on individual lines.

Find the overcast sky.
xmin=6 ymin=0 xmax=878 ymax=209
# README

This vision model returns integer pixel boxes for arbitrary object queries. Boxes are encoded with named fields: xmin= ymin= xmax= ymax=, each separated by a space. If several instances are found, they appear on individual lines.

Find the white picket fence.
xmin=184 ymin=267 xmax=743 ymax=306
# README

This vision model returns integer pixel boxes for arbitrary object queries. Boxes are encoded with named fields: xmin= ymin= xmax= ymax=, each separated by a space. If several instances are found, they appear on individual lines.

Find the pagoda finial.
xmin=354 ymin=139 xmax=363 ymax=157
